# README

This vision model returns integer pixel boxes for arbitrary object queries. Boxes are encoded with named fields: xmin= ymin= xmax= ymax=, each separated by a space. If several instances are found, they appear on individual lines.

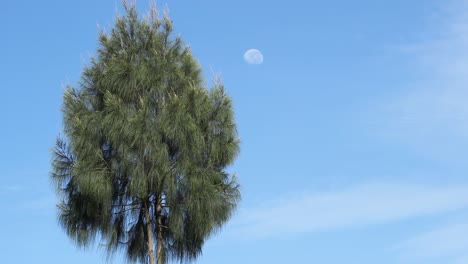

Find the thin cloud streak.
xmin=229 ymin=183 xmax=468 ymax=238
xmin=381 ymin=0 xmax=468 ymax=139
xmin=0 ymin=185 xmax=23 ymax=193
xmin=394 ymin=221 xmax=468 ymax=263
xmin=22 ymin=196 xmax=56 ymax=212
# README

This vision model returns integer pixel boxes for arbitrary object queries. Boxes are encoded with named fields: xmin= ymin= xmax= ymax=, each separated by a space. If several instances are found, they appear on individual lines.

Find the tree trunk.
xmin=145 ymin=201 xmax=156 ymax=264
xmin=156 ymin=195 xmax=164 ymax=264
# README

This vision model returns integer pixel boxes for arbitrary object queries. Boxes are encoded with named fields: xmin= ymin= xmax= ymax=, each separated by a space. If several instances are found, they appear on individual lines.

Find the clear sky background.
xmin=3 ymin=0 xmax=468 ymax=263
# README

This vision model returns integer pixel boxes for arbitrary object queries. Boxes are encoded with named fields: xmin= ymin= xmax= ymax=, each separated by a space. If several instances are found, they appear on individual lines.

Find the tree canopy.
xmin=51 ymin=3 xmax=240 ymax=264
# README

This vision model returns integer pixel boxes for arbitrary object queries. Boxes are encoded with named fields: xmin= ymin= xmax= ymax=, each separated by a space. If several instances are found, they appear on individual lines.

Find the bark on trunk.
xmin=145 ymin=201 xmax=155 ymax=264
xmin=156 ymin=195 xmax=163 ymax=264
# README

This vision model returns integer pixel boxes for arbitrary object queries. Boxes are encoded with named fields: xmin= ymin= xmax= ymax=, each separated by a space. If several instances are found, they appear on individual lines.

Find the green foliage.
xmin=51 ymin=3 xmax=240 ymax=264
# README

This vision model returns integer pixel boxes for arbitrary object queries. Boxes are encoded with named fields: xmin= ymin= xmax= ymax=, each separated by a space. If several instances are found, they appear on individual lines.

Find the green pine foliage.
xmin=51 ymin=3 xmax=240 ymax=264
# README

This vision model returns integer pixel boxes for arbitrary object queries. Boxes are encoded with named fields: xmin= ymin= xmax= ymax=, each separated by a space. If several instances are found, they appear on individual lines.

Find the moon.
xmin=244 ymin=49 xmax=264 ymax=64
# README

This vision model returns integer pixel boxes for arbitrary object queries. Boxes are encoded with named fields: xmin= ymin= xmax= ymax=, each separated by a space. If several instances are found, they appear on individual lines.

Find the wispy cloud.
xmin=454 ymin=254 xmax=468 ymax=264
xmin=0 ymin=185 xmax=23 ymax=193
xmin=380 ymin=0 xmax=468 ymax=140
xmin=229 ymin=183 xmax=468 ymax=238
xmin=394 ymin=221 xmax=468 ymax=263
xmin=21 ymin=196 xmax=56 ymax=212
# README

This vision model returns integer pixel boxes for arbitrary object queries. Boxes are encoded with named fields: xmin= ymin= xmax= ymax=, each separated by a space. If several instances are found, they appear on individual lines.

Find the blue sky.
xmin=2 ymin=0 xmax=468 ymax=263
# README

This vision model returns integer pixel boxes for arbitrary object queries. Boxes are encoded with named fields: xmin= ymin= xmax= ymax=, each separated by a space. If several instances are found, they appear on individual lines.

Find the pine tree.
xmin=51 ymin=3 xmax=240 ymax=264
